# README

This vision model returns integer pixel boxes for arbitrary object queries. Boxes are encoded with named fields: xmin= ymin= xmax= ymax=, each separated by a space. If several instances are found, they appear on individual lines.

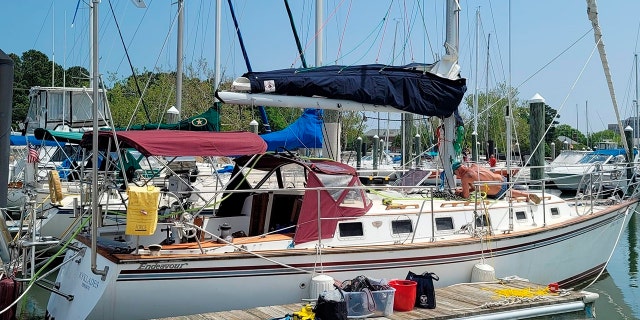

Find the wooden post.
xmin=625 ymin=126 xmax=634 ymax=180
xmin=356 ymin=137 xmax=362 ymax=170
xmin=373 ymin=135 xmax=379 ymax=171
xmin=529 ymin=94 xmax=546 ymax=187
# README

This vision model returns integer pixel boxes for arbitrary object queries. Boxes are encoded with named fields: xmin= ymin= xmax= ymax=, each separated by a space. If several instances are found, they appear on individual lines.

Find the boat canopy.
xmin=34 ymin=128 xmax=83 ymax=144
xmin=81 ymin=130 xmax=267 ymax=157
xmin=222 ymin=154 xmax=371 ymax=245
xmin=235 ymin=64 xmax=466 ymax=117
xmin=260 ymin=108 xmax=323 ymax=151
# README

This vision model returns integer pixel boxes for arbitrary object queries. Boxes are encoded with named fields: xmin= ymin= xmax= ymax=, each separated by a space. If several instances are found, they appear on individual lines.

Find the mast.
xmin=318 ymin=0 xmax=341 ymax=161
xmin=90 ymin=0 xmax=107 ymax=278
xmin=633 ymin=53 xmax=640 ymax=145
xmin=176 ymin=0 xmax=184 ymax=116
xmin=472 ymin=8 xmax=480 ymax=162
xmin=586 ymin=0 xmax=631 ymax=161
xmin=436 ymin=0 xmax=461 ymax=189
xmin=485 ymin=33 xmax=490 ymax=159
xmin=214 ymin=0 xmax=221 ymax=95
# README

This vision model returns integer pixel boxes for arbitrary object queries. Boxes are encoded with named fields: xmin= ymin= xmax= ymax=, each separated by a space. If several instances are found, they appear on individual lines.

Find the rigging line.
xmin=397 ymin=1 xmax=421 ymax=64
xmin=512 ymin=36 xmax=599 ymax=186
xmin=331 ymin=7 xmax=391 ymax=66
xmin=292 ymin=0 xmax=347 ymax=68
xmin=107 ymin=0 xmax=151 ymax=123
xmin=373 ymin=5 xmax=390 ymax=63
xmin=486 ymin=0 xmax=506 ymax=83
xmin=32 ymin=0 xmax=55 ymax=49
xmin=226 ymin=0 xmax=271 ymax=132
xmin=189 ymin=0 xmax=203 ymax=66
xmin=125 ymin=1 xmax=181 ymax=130
xmin=284 ymin=0 xmax=308 ymax=68
xmin=401 ymin=0 xmax=414 ymax=62
xmin=71 ymin=0 xmax=81 ymax=27
xmin=513 ymin=28 xmax=593 ymax=92
xmin=114 ymin=0 xmax=152 ymax=74
xmin=335 ymin=0 xmax=353 ymax=64
xmin=416 ymin=0 xmax=436 ymax=62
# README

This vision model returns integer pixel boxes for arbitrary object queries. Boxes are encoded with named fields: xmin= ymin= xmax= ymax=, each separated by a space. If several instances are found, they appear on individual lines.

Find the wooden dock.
xmin=154 ymin=279 xmax=597 ymax=320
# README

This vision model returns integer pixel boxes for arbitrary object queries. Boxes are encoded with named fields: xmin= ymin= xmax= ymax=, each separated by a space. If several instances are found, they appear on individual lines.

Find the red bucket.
xmin=389 ymin=279 xmax=416 ymax=311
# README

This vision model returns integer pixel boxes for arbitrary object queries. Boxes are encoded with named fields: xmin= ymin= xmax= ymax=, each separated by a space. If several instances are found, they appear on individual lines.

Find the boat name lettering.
xmin=138 ymin=262 xmax=188 ymax=270
xmin=78 ymin=272 xmax=100 ymax=289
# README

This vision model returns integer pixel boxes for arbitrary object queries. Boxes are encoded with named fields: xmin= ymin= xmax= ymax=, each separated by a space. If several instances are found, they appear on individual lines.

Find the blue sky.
xmin=3 ymin=0 xmax=640 ymax=133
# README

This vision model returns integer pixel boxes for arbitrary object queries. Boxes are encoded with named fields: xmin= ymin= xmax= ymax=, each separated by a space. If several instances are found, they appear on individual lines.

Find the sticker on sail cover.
xmin=264 ymin=80 xmax=276 ymax=93
xmin=191 ymin=118 xmax=208 ymax=127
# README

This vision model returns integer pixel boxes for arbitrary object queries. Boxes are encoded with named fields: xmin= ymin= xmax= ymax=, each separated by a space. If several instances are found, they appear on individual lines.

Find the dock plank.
xmin=154 ymin=280 xmax=592 ymax=320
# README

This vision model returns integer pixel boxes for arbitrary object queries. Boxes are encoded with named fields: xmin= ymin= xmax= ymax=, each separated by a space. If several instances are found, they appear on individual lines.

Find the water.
xmin=18 ymin=214 xmax=640 ymax=319
xmin=583 ymin=213 xmax=640 ymax=319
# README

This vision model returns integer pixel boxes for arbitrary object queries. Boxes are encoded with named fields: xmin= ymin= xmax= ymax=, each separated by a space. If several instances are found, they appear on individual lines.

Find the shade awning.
xmin=82 ymin=130 xmax=267 ymax=157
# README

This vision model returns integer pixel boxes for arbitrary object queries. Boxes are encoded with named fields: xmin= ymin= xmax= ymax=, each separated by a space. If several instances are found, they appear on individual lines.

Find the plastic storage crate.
xmin=344 ymin=288 xmax=395 ymax=318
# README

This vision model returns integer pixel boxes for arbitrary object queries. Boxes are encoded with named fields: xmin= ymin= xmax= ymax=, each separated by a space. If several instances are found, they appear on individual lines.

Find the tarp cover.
xmin=241 ymin=64 xmax=467 ymax=117
xmin=126 ymin=106 xmax=220 ymax=131
xmin=33 ymin=128 xmax=83 ymax=144
xmin=10 ymin=134 xmax=63 ymax=146
xmin=82 ymin=130 xmax=266 ymax=157
xmin=260 ymin=108 xmax=323 ymax=151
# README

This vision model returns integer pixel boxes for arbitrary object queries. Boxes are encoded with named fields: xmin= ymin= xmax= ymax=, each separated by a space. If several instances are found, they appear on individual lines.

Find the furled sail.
xmin=218 ymin=63 xmax=467 ymax=117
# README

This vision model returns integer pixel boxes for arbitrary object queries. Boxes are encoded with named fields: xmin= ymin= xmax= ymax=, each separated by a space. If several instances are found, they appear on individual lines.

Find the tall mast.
xmin=472 ymin=8 xmax=480 ymax=162
xmin=437 ymin=0 xmax=461 ymax=189
xmin=635 ymin=53 xmax=638 ymax=146
xmin=214 ymin=0 xmax=221 ymax=96
xmin=176 ymin=0 xmax=184 ymax=116
xmin=90 ymin=0 xmax=107 ymax=278
xmin=318 ymin=0 xmax=341 ymax=161
xmin=586 ymin=0 xmax=631 ymax=160
xmin=485 ymin=33 xmax=490 ymax=157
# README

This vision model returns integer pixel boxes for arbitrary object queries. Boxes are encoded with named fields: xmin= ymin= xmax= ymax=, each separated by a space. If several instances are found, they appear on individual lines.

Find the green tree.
xmin=588 ymin=130 xmax=621 ymax=148
xmin=66 ymin=66 xmax=90 ymax=88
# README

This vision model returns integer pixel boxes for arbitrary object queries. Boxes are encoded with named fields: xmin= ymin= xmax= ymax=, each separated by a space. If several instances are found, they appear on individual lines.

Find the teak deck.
xmin=153 ymin=279 xmax=594 ymax=320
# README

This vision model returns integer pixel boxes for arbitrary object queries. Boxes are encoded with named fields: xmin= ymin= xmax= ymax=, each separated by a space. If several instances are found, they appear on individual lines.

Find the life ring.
xmin=48 ymin=170 xmax=63 ymax=204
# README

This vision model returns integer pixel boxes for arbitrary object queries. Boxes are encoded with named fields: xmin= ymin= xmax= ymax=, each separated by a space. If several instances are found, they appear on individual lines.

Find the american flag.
xmin=27 ymin=144 xmax=39 ymax=163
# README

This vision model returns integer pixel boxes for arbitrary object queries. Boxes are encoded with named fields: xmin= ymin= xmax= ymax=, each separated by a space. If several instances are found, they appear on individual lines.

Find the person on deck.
xmin=452 ymin=161 xmax=541 ymax=203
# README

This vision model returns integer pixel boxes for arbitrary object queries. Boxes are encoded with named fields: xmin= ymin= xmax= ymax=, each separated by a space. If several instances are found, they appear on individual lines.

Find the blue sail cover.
xmin=240 ymin=64 xmax=467 ymax=117
xmin=261 ymin=108 xmax=323 ymax=151
xmin=10 ymin=134 xmax=63 ymax=147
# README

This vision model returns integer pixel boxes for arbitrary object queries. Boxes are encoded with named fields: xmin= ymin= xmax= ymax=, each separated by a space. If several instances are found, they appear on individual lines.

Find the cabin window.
xmin=339 ymin=189 xmax=368 ymax=209
xmin=550 ymin=207 xmax=560 ymax=216
xmin=338 ymin=222 xmax=364 ymax=237
xmin=435 ymin=217 xmax=454 ymax=231
xmin=515 ymin=211 xmax=527 ymax=221
xmin=475 ymin=214 xmax=490 ymax=228
xmin=317 ymin=174 xmax=353 ymax=201
xmin=392 ymin=220 xmax=413 ymax=234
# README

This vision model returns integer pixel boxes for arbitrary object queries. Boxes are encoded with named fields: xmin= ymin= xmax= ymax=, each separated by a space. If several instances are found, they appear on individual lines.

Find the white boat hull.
xmin=47 ymin=199 xmax=636 ymax=320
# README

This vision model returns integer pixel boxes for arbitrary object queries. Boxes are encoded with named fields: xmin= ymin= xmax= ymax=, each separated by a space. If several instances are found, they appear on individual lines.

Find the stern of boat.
xmin=46 ymin=241 xmax=117 ymax=320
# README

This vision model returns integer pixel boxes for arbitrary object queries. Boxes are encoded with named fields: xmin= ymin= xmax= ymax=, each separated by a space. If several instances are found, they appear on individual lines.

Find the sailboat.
xmin=44 ymin=1 xmax=638 ymax=319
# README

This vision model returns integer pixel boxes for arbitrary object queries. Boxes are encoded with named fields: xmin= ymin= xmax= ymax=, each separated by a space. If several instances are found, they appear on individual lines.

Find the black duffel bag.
xmin=314 ymin=284 xmax=348 ymax=320
xmin=406 ymin=271 xmax=439 ymax=309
